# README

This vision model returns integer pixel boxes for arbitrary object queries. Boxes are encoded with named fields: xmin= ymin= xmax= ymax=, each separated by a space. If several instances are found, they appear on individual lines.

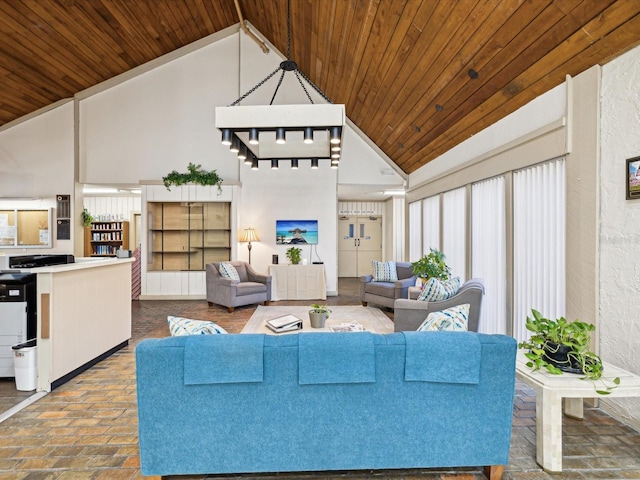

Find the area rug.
xmin=242 ymin=305 xmax=394 ymax=334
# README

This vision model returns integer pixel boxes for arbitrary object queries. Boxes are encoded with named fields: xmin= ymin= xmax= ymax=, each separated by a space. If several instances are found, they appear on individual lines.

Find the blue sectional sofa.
xmin=136 ymin=331 xmax=517 ymax=478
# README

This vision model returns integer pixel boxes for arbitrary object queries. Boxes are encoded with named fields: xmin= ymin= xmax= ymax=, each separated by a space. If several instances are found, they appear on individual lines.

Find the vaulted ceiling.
xmin=1 ymin=0 xmax=640 ymax=174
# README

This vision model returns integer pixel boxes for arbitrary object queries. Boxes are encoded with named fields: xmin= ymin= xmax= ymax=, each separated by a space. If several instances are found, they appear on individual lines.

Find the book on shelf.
xmin=266 ymin=314 xmax=303 ymax=333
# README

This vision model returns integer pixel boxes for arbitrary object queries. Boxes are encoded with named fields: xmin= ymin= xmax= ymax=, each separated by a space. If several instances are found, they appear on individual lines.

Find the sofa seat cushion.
xmin=236 ymin=281 xmax=268 ymax=296
xmin=364 ymin=281 xmax=395 ymax=297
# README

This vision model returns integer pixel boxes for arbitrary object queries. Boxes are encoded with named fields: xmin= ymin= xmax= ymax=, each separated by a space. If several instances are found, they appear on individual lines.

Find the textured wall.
xmin=600 ymin=45 xmax=640 ymax=430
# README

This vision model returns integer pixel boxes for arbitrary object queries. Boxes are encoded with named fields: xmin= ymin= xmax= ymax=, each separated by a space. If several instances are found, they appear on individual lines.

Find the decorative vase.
xmin=309 ymin=312 xmax=327 ymax=328
xmin=543 ymin=342 xmax=583 ymax=374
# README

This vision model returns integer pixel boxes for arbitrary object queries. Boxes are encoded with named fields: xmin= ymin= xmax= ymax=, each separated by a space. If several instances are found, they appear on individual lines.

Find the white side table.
xmin=268 ymin=264 xmax=327 ymax=301
xmin=407 ymin=286 xmax=422 ymax=299
xmin=515 ymin=350 xmax=640 ymax=473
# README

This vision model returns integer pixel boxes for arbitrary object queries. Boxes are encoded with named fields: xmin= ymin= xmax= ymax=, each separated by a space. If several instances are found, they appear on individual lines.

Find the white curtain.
xmin=422 ymin=195 xmax=440 ymax=255
xmin=408 ymin=201 xmax=422 ymax=262
xmin=442 ymin=187 xmax=466 ymax=280
xmin=513 ymin=159 xmax=566 ymax=341
xmin=471 ymin=176 xmax=507 ymax=334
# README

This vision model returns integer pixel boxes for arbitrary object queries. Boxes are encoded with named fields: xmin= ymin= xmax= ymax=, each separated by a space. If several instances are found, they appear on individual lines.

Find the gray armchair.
xmin=206 ymin=261 xmax=271 ymax=313
xmin=360 ymin=261 xmax=416 ymax=309
xmin=393 ymin=278 xmax=485 ymax=332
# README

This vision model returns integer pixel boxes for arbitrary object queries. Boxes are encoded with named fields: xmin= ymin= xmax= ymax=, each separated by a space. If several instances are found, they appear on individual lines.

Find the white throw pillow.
xmin=417 ymin=304 xmax=470 ymax=332
xmin=219 ymin=262 xmax=241 ymax=282
xmin=417 ymin=277 xmax=461 ymax=302
xmin=371 ymin=260 xmax=398 ymax=282
xmin=168 ymin=316 xmax=228 ymax=336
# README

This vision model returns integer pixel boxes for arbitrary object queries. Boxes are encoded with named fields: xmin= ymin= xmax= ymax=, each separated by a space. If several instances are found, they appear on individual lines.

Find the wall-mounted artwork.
xmin=276 ymin=220 xmax=318 ymax=245
xmin=627 ymin=156 xmax=640 ymax=200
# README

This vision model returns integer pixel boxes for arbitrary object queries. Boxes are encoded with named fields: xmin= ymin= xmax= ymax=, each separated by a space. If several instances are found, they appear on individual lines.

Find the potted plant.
xmin=518 ymin=309 xmax=620 ymax=395
xmin=309 ymin=303 xmax=331 ymax=328
xmin=286 ymin=246 xmax=302 ymax=265
xmin=411 ymin=247 xmax=451 ymax=283
xmin=162 ymin=162 xmax=223 ymax=193
xmin=82 ymin=208 xmax=93 ymax=227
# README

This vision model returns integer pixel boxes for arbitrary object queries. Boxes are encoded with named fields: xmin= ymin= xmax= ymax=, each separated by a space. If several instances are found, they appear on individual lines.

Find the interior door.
xmin=356 ymin=216 xmax=382 ymax=276
xmin=338 ymin=216 xmax=382 ymax=277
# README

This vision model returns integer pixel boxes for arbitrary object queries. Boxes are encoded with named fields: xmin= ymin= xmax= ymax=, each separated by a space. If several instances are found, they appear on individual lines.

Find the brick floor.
xmin=0 ymin=279 xmax=638 ymax=479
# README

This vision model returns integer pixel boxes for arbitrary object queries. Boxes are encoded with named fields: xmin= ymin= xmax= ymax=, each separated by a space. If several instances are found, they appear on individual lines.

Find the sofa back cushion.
xmin=396 ymin=262 xmax=415 ymax=280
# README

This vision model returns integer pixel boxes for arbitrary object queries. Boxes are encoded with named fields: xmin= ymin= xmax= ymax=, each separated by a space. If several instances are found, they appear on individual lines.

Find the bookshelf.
xmin=84 ymin=221 xmax=129 ymax=257
xmin=148 ymin=202 xmax=230 ymax=271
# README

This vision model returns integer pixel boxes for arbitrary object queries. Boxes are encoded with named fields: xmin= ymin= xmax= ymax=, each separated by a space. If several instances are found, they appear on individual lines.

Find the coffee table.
xmin=241 ymin=305 xmax=394 ymax=334
xmin=515 ymin=350 xmax=640 ymax=473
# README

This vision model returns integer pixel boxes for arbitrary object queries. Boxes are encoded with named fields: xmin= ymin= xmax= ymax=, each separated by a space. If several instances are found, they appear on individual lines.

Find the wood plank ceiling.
xmin=1 ymin=0 xmax=640 ymax=174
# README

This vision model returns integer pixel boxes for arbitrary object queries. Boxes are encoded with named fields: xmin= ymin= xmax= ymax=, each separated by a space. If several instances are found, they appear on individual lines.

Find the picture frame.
xmin=275 ymin=219 xmax=318 ymax=245
xmin=626 ymin=156 xmax=640 ymax=200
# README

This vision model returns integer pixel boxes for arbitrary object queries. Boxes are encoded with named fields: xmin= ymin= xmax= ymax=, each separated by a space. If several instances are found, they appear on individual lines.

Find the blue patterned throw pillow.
xmin=417 ymin=304 xmax=470 ymax=332
xmin=417 ymin=276 xmax=461 ymax=302
xmin=371 ymin=260 xmax=398 ymax=282
xmin=168 ymin=316 xmax=228 ymax=336
xmin=219 ymin=262 xmax=241 ymax=282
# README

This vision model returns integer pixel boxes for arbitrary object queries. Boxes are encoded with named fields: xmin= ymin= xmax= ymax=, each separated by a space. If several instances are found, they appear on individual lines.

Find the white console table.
xmin=515 ymin=350 xmax=640 ymax=473
xmin=268 ymin=264 xmax=326 ymax=301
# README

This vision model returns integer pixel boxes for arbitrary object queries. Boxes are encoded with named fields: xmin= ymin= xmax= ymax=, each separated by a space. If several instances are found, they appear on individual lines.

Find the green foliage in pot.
xmin=286 ymin=247 xmax=302 ymax=265
xmin=162 ymin=163 xmax=223 ymax=193
xmin=411 ymin=247 xmax=451 ymax=280
xmin=309 ymin=304 xmax=331 ymax=317
xmin=518 ymin=309 xmax=620 ymax=395
xmin=82 ymin=208 xmax=94 ymax=227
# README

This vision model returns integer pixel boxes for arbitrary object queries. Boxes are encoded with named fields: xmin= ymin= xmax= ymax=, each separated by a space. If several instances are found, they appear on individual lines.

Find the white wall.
xmin=409 ymin=84 xmax=566 ymax=189
xmin=239 ymin=162 xmax=338 ymax=295
xmin=79 ymin=35 xmax=241 ymax=185
xmin=599 ymin=45 xmax=640 ymax=430
xmin=84 ymin=196 xmax=141 ymax=222
xmin=0 ymin=101 xmax=75 ymax=254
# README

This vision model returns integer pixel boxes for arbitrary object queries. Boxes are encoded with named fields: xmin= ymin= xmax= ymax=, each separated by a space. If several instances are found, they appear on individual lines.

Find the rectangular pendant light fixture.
xmin=216 ymin=104 xmax=345 ymax=168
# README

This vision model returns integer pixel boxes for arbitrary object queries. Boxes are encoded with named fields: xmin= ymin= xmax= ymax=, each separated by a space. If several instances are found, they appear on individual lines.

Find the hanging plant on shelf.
xmin=82 ymin=208 xmax=94 ymax=227
xmin=162 ymin=163 xmax=223 ymax=193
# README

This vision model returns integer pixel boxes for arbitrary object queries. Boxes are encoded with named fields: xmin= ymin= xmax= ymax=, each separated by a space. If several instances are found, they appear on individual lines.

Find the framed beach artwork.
xmin=276 ymin=220 xmax=318 ymax=245
xmin=626 ymin=156 xmax=640 ymax=200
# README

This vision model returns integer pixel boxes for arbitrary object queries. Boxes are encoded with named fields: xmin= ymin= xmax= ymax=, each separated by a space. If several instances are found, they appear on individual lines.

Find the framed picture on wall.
xmin=627 ymin=156 xmax=640 ymax=200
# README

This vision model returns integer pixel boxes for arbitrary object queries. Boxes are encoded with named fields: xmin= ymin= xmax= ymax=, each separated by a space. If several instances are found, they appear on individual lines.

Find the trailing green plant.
xmin=162 ymin=163 xmax=223 ymax=193
xmin=286 ymin=246 xmax=302 ymax=265
xmin=518 ymin=309 xmax=620 ymax=395
xmin=309 ymin=304 xmax=331 ymax=317
xmin=411 ymin=247 xmax=451 ymax=280
xmin=82 ymin=208 xmax=94 ymax=227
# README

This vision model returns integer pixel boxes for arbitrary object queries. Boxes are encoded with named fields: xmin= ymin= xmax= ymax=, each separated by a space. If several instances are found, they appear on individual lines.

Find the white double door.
xmin=338 ymin=216 xmax=382 ymax=277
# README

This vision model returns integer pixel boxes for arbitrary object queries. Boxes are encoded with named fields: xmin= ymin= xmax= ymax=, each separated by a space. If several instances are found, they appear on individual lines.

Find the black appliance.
xmin=0 ymin=273 xmax=37 ymax=377
xmin=8 ymin=254 xmax=74 ymax=269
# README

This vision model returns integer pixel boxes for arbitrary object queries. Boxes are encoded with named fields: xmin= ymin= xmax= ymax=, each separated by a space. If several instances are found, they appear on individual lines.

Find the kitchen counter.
xmin=33 ymin=257 xmax=134 ymax=391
